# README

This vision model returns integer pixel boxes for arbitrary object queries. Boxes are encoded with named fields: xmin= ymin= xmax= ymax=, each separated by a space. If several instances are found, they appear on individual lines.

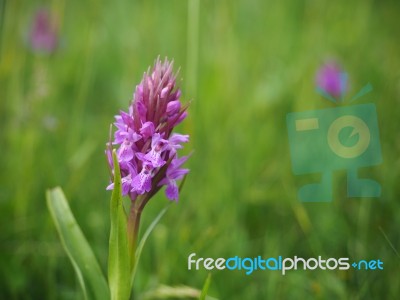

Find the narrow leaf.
xmin=46 ymin=187 xmax=110 ymax=300
xmin=108 ymin=150 xmax=131 ymax=300
xmin=131 ymin=204 xmax=170 ymax=286
xmin=199 ymin=273 xmax=212 ymax=300
xmin=379 ymin=226 xmax=400 ymax=259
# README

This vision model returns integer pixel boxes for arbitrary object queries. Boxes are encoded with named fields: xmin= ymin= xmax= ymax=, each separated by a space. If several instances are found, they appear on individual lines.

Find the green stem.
xmin=126 ymin=167 xmax=167 ymax=271
xmin=127 ymin=201 xmax=142 ymax=270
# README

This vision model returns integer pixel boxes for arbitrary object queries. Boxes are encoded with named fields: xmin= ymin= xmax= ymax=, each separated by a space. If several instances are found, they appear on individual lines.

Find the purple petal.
xmin=166 ymin=100 xmax=181 ymax=116
xmin=150 ymin=133 xmax=166 ymax=148
xmin=135 ymin=100 xmax=147 ymax=122
xmin=131 ymin=165 xmax=153 ymax=194
xmin=168 ymin=134 xmax=189 ymax=154
xmin=169 ymin=133 xmax=189 ymax=144
xmin=170 ymin=155 xmax=189 ymax=169
xmin=169 ymin=111 xmax=187 ymax=127
xmin=142 ymin=133 xmax=168 ymax=167
xmin=143 ymin=150 xmax=165 ymax=168
xmin=105 ymin=148 xmax=113 ymax=168
xmin=165 ymin=181 xmax=179 ymax=201
xmin=158 ymin=177 xmax=168 ymax=186
xmin=120 ymin=111 xmax=134 ymax=127
xmin=161 ymin=86 xmax=172 ymax=99
xmin=121 ymin=174 xmax=133 ymax=195
xmin=140 ymin=121 xmax=155 ymax=139
xmin=106 ymin=182 xmax=114 ymax=190
xmin=168 ymin=167 xmax=189 ymax=181
xmin=117 ymin=140 xmax=134 ymax=162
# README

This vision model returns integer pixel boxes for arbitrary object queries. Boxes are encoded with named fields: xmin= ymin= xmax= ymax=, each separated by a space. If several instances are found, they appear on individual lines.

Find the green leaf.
xmin=199 ymin=273 xmax=212 ymax=300
xmin=131 ymin=204 xmax=170 ymax=286
xmin=108 ymin=150 xmax=131 ymax=300
xmin=46 ymin=187 xmax=110 ymax=300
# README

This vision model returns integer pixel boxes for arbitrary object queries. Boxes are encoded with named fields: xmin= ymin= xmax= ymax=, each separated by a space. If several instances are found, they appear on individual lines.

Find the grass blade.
xmin=46 ymin=187 xmax=110 ymax=300
xmin=131 ymin=204 xmax=170 ymax=286
xmin=108 ymin=150 xmax=131 ymax=300
xmin=199 ymin=273 xmax=211 ymax=300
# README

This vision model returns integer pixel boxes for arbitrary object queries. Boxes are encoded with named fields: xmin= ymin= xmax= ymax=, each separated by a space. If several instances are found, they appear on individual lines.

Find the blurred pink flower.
xmin=29 ymin=9 xmax=58 ymax=53
xmin=316 ymin=61 xmax=348 ymax=100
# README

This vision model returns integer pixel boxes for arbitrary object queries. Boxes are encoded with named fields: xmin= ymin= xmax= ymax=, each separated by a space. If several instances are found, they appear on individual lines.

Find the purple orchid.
xmin=316 ymin=61 xmax=348 ymax=100
xmin=29 ymin=8 xmax=59 ymax=53
xmin=106 ymin=58 xmax=190 ymax=202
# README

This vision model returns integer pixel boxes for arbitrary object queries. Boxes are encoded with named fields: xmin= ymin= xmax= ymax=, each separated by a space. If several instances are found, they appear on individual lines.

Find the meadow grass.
xmin=1 ymin=0 xmax=400 ymax=299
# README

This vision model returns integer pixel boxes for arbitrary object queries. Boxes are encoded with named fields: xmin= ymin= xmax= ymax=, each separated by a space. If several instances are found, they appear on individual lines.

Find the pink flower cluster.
xmin=107 ymin=58 xmax=190 ymax=201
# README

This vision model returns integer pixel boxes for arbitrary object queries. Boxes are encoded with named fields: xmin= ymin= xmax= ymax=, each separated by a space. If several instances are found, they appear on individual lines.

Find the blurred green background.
xmin=1 ymin=0 xmax=400 ymax=299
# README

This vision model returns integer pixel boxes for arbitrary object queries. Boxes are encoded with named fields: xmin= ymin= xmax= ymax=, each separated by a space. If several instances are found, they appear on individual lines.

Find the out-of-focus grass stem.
xmin=0 ymin=0 xmax=7 ymax=59
xmin=67 ymin=23 xmax=95 ymax=154
xmin=186 ymin=0 xmax=199 ymax=99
